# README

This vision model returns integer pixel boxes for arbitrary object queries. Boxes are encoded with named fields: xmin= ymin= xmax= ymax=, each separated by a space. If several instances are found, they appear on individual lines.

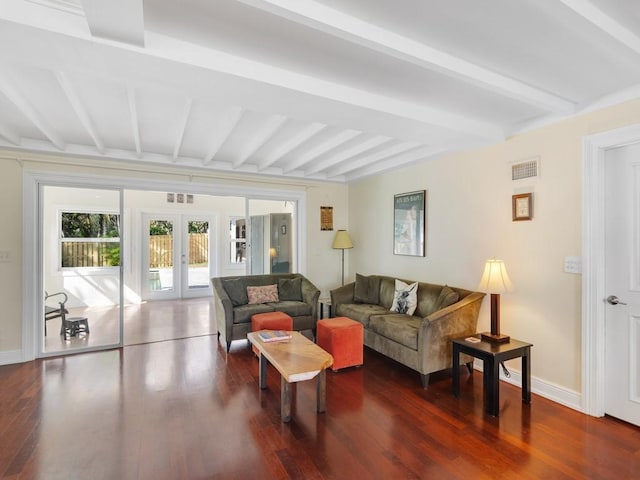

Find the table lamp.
xmin=477 ymin=259 xmax=513 ymax=344
xmin=332 ymin=230 xmax=353 ymax=286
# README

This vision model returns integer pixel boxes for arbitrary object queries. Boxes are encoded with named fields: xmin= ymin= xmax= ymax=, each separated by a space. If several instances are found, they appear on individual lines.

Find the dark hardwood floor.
xmin=1 ymin=335 xmax=638 ymax=479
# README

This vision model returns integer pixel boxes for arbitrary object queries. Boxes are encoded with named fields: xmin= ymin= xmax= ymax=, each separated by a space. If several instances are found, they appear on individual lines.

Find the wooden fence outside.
xmin=61 ymin=233 xmax=209 ymax=268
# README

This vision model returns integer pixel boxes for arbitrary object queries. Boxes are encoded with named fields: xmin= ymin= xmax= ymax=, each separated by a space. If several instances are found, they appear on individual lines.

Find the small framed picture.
xmin=187 ymin=194 xmax=194 ymax=204
xmin=512 ymin=193 xmax=533 ymax=221
xmin=177 ymin=193 xmax=184 ymax=204
xmin=167 ymin=193 xmax=175 ymax=203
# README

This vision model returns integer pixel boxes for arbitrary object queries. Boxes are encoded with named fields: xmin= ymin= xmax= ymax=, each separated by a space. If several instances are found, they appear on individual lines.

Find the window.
xmin=60 ymin=212 xmax=120 ymax=268
xmin=229 ymin=217 xmax=246 ymax=264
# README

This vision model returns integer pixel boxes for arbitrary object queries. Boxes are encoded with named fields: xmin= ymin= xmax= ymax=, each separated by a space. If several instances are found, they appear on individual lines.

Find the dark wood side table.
xmin=452 ymin=335 xmax=532 ymax=416
xmin=318 ymin=297 xmax=332 ymax=319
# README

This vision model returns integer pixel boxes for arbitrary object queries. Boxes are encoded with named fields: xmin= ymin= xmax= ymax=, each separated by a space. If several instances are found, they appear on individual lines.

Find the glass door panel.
xmin=41 ymin=186 xmax=122 ymax=356
xmin=143 ymin=214 xmax=178 ymax=300
xmin=247 ymin=199 xmax=297 ymax=274
xmin=183 ymin=217 xmax=213 ymax=297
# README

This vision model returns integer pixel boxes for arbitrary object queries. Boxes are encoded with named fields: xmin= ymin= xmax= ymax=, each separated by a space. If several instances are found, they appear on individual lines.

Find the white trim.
xmin=582 ymin=124 xmax=640 ymax=417
xmin=473 ymin=364 xmax=582 ymax=412
xmin=0 ymin=349 xmax=23 ymax=366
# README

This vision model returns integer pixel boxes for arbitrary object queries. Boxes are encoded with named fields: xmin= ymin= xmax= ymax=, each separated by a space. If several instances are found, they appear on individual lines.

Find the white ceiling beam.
xmin=0 ymin=122 xmax=20 ymax=145
xmin=0 ymin=74 xmax=65 ymax=150
xmin=258 ymin=122 xmax=326 ymax=171
xmin=232 ymin=114 xmax=287 ymax=168
xmin=305 ymin=135 xmax=392 ymax=175
xmin=172 ymin=97 xmax=192 ymax=162
xmin=236 ymin=0 xmax=575 ymax=113
xmin=127 ymin=86 xmax=142 ymax=158
xmin=327 ymin=142 xmax=423 ymax=178
xmin=344 ymin=146 xmax=446 ymax=182
xmin=81 ymin=0 xmax=145 ymax=46
xmin=203 ymin=107 xmax=244 ymax=165
xmin=559 ymin=0 xmax=640 ymax=55
xmin=282 ymin=130 xmax=362 ymax=173
xmin=55 ymin=71 xmax=105 ymax=154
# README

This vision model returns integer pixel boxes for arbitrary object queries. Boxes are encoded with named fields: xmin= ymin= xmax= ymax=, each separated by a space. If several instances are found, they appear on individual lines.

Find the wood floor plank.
xmin=1 ymin=326 xmax=639 ymax=479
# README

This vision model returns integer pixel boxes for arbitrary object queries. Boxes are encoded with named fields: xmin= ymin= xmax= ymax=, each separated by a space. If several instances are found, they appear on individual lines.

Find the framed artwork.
xmin=512 ymin=193 xmax=533 ymax=221
xmin=320 ymin=206 xmax=333 ymax=231
xmin=394 ymin=190 xmax=426 ymax=256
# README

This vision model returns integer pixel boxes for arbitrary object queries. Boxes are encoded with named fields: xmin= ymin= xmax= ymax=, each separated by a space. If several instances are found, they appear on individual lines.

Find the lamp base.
xmin=481 ymin=332 xmax=510 ymax=344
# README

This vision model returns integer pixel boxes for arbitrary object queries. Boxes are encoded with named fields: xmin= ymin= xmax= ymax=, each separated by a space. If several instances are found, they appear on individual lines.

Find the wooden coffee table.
xmin=247 ymin=331 xmax=333 ymax=423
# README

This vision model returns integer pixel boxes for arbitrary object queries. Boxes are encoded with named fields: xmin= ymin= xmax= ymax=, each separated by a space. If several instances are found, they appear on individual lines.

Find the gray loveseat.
xmin=331 ymin=274 xmax=485 ymax=387
xmin=212 ymin=273 xmax=320 ymax=351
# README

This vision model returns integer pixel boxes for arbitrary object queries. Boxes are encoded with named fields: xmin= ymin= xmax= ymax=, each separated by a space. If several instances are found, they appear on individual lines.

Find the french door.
xmin=142 ymin=213 xmax=214 ymax=300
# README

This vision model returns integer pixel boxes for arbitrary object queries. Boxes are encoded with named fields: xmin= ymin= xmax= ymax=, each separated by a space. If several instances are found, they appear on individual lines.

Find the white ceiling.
xmin=1 ymin=0 xmax=640 ymax=183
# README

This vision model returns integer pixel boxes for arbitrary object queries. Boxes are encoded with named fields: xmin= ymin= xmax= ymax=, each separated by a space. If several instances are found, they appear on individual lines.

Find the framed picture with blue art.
xmin=394 ymin=190 xmax=426 ymax=256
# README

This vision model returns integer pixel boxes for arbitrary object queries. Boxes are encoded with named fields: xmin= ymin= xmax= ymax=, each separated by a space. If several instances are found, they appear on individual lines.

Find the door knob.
xmin=606 ymin=295 xmax=627 ymax=305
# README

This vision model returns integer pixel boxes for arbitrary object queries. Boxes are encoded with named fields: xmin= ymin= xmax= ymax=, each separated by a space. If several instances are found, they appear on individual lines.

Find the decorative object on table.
xmin=393 ymin=190 xmax=426 ymax=256
xmin=477 ymin=259 xmax=513 ymax=344
xmin=332 ymin=229 xmax=353 ymax=285
xmin=512 ymin=193 xmax=533 ymax=221
xmin=320 ymin=206 xmax=334 ymax=231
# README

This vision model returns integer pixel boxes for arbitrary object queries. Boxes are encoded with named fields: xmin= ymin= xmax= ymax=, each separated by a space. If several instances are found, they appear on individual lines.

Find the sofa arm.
xmin=330 ymin=282 xmax=355 ymax=310
xmin=211 ymin=278 xmax=234 ymax=342
xmin=418 ymin=292 xmax=485 ymax=372
xmin=300 ymin=276 xmax=321 ymax=320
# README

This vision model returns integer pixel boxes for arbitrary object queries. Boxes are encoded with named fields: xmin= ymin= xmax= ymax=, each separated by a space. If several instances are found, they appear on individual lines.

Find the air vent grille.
xmin=512 ymin=158 xmax=539 ymax=181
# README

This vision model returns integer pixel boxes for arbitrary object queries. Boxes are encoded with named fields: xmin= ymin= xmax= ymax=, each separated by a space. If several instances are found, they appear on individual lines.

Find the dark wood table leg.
xmin=522 ymin=346 xmax=531 ymax=404
xmin=317 ymin=369 xmax=327 ymax=413
xmin=452 ymin=343 xmax=461 ymax=397
xmin=486 ymin=356 xmax=500 ymax=416
xmin=281 ymin=377 xmax=292 ymax=423
xmin=259 ymin=353 xmax=267 ymax=390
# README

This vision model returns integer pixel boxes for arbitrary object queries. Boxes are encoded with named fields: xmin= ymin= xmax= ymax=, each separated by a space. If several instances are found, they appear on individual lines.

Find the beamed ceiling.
xmin=1 ymin=0 xmax=640 ymax=183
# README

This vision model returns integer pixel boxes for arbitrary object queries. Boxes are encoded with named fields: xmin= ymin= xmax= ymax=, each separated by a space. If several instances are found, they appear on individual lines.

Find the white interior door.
xmin=142 ymin=213 xmax=213 ymax=300
xmin=604 ymin=141 xmax=640 ymax=427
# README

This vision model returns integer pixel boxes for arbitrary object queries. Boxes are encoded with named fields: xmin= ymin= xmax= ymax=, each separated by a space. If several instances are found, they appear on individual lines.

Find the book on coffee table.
xmin=258 ymin=330 xmax=292 ymax=343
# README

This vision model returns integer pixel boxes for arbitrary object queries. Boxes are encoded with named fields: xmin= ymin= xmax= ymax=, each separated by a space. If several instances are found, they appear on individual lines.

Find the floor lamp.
xmin=477 ymin=258 xmax=513 ymax=344
xmin=332 ymin=230 xmax=353 ymax=286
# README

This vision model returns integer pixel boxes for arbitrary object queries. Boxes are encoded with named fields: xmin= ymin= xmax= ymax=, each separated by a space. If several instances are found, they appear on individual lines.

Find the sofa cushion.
xmin=390 ymin=279 xmax=418 ymax=315
xmin=434 ymin=285 xmax=459 ymax=311
xmin=223 ymin=278 xmax=249 ymax=306
xmin=233 ymin=304 xmax=275 ymax=324
xmin=334 ymin=303 xmax=388 ymax=328
xmin=247 ymin=284 xmax=279 ymax=304
xmin=368 ymin=313 xmax=422 ymax=350
xmin=278 ymin=277 xmax=303 ymax=301
xmin=267 ymin=301 xmax=312 ymax=317
xmin=354 ymin=273 xmax=380 ymax=304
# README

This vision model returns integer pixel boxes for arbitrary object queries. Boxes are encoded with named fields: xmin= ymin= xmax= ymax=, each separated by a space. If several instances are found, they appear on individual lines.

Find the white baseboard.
xmin=474 ymin=363 xmax=583 ymax=413
xmin=0 ymin=349 xmax=24 ymax=366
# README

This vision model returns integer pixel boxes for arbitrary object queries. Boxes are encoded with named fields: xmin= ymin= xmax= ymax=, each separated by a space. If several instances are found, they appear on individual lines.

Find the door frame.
xmin=23 ymin=168 xmax=307 ymax=362
xmin=141 ymin=212 xmax=216 ymax=300
xmin=582 ymin=123 xmax=640 ymax=416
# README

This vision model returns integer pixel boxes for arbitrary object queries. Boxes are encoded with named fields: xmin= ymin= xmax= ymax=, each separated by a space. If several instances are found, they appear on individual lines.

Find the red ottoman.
xmin=251 ymin=312 xmax=293 ymax=356
xmin=316 ymin=317 xmax=363 ymax=371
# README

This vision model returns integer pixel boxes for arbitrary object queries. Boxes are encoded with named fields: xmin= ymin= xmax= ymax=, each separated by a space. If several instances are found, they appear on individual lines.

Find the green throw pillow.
xmin=222 ymin=278 xmax=248 ymax=306
xmin=278 ymin=277 xmax=303 ymax=301
xmin=354 ymin=273 xmax=380 ymax=304
xmin=434 ymin=285 xmax=459 ymax=311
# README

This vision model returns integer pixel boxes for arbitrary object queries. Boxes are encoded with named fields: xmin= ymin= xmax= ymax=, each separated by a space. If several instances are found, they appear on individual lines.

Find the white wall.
xmin=349 ymin=99 xmax=640 ymax=395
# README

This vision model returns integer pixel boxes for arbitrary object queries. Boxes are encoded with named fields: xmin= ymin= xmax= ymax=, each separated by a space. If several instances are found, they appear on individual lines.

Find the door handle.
xmin=606 ymin=295 xmax=627 ymax=305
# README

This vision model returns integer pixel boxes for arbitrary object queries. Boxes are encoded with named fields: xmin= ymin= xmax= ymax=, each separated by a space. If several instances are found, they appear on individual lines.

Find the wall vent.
xmin=512 ymin=157 xmax=539 ymax=181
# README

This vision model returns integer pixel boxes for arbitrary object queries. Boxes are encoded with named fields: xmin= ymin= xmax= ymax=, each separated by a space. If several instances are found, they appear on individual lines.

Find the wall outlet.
xmin=564 ymin=256 xmax=582 ymax=274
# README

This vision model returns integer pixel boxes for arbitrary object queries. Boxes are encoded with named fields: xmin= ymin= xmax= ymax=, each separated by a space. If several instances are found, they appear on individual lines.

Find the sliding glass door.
xmin=41 ymin=186 xmax=123 ymax=356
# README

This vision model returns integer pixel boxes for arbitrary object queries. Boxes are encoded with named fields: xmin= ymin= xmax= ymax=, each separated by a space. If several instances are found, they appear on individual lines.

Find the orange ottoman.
xmin=251 ymin=312 xmax=293 ymax=355
xmin=316 ymin=317 xmax=363 ymax=371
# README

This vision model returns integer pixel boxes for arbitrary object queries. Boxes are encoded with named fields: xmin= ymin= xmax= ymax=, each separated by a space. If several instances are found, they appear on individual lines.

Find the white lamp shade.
xmin=332 ymin=230 xmax=353 ymax=249
xmin=477 ymin=259 xmax=513 ymax=294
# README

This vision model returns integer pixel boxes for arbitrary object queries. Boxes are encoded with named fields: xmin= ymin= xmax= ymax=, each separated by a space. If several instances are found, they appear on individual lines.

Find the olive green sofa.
xmin=331 ymin=274 xmax=485 ymax=387
xmin=212 ymin=273 xmax=320 ymax=352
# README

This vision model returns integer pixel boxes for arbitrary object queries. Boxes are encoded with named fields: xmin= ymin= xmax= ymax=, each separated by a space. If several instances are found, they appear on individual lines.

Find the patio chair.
xmin=45 ymin=291 xmax=68 ymax=336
